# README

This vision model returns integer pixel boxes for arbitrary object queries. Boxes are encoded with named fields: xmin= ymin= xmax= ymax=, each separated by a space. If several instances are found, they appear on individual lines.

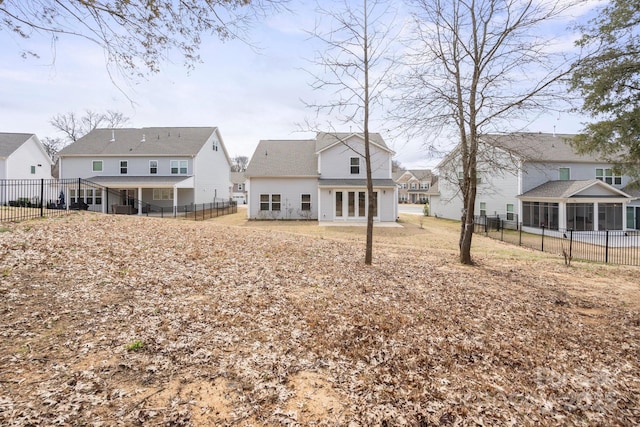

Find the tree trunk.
xmin=364 ymin=0 xmax=374 ymax=266
xmin=459 ymin=180 xmax=476 ymax=265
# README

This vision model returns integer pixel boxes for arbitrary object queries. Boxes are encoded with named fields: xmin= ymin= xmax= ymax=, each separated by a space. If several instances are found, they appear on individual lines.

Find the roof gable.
xmin=315 ymin=132 xmax=392 ymax=154
xmin=519 ymin=179 xmax=633 ymax=199
xmin=58 ymin=127 xmax=220 ymax=157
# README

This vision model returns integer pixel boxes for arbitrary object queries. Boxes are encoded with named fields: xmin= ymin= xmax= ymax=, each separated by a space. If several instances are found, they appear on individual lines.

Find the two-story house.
xmin=430 ymin=133 xmax=639 ymax=231
xmin=394 ymin=169 xmax=433 ymax=204
xmin=244 ymin=132 xmax=398 ymax=222
xmin=230 ymin=171 xmax=247 ymax=204
xmin=57 ymin=127 xmax=231 ymax=213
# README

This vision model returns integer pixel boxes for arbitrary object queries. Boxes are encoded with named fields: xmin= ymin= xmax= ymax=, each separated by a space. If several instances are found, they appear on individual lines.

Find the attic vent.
xmin=110 ymin=130 xmax=115 ymax=142
xmin=141 ymin=134 xmax=146 ymax=142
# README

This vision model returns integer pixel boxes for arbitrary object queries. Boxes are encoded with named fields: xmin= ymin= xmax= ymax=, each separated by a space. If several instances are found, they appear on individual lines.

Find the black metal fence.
xmin=1 ymin=178 xmax=236 ymax=223
xmin=474 ymin=215 xmax=640 ymax=266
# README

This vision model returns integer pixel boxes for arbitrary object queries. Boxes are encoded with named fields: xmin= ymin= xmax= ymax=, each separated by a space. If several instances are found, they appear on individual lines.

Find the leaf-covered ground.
xmin=0 ymin=212 xmax=638 ymax=426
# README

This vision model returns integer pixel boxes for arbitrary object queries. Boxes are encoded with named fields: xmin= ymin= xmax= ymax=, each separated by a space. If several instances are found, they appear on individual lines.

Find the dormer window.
xmin=350 ymin=157 xmax=360 ymax=174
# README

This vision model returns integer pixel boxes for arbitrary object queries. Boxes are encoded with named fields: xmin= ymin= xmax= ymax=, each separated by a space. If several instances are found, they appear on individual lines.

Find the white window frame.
xmin=506 ymin=203 xmax=514 ymax=220
xmin=237 ymin=183 xmax=243 ymax=191
xmin=171 ymin=160 xmax=188 ymax=175
xmin=92 ymin=160 xmax=103 ymax=173
xmin=559 ymin=167 xmax=570 ymax=180
xmin=149 ymin=160 xmax=158 ymax=175
xmin=479 ymin=202 xmax=487 ymax=217
xmin=301 ymin=194 xmax=311 ymax=211
xmin=260 ymin=194 xmax=270 ymax=211
xmin=596 ymin=168 xmax=622 ymax=185
xmin=350 ymin=157 xmax=360 ymax=175
xmin=119 ymin=160 xmax=128 ymax=174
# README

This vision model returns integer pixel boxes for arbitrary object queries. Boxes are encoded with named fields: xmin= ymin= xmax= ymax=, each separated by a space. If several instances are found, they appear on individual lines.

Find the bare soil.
xmin=0 ymin=210 xmax=638 ymax=426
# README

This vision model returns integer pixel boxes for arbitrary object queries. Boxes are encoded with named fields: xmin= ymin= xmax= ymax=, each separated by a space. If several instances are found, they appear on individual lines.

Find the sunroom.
xmin=517 ymin=180 xmax=634 ymax=231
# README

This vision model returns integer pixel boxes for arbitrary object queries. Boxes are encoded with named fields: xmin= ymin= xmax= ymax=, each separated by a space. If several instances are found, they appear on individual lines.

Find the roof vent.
xmin=110 ymin=129 xmax=115 ymax=142
xmin=141 ymin=134 xmax=146 ymax=142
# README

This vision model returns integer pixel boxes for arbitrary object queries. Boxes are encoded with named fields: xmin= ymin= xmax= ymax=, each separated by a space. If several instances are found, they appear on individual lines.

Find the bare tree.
xmin=1 ymin=1 xmax=286 ymax=78
xmin=305 ymin=0 xmax=397 ymax=265
xmin=47 ymin=109 xmax=130 ymax=159
xmin=40 ymin=137 xmax=65 ymax=162
xmin=232 ymin=156 xmax=250 ymax=172
xmin=394 ymin=0 xmax=578 ymax=265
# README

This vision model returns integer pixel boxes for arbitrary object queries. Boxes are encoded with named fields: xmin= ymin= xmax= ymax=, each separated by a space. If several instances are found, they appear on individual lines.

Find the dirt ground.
xmin=0 ymin=210 xmax=638 ymax=426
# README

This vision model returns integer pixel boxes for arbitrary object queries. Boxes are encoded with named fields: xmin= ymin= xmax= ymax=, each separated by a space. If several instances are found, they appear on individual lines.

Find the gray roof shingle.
xmin=245 ymin=140 xmax=318 ymax=177
xmin=482 ymin=133 xmax=601 ymax=163
xmin=0 ymin=132 xmax=34 ymax=158
xmin=58 ymin=127 xmax=220 ymax=157
xmin=519 ymin=179 xmax=631 ymax=198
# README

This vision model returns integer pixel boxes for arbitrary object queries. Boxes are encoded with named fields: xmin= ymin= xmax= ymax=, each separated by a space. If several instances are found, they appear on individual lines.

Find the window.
xmin=350 ymin=157 xmax=360 ymax=174
xmin=300 ymin=194 xmax=311 ymax=211
xmin=30 ymin=165 xmax=36 ymax=174
xmin=92 ymin=160 xmax=103 ymax=172
xmin=260 ymin=194 xmax=270 ymax=211
xmin=149 ymin=160 xmax=158 ymax=174
xmin=213 ymin=139 xmax=218 ymax=151
xmin=237 ymin=184 xmax=243 ymax=191
xmin=358 ymin=192 xmax=366 ymax=217
xmin=410 ymin=183 xmax=417 ymax=189
xmin=95 ymin=190 xmax=102 ymax=205
xmin=506 ymin=204 xmax=514 ymax=221
xmin=171 ymin=160 xmax=188 ymax=174
xmin=559 ymin=167 xmax=570 ymax=180
xmin=120 ymin=160 xmax=128 ymax=174
xmin=271 ymin=194 xmax=281 ymax=211
xmin=596 ymin=168 xmax=622 ymax=185
xmin=153 ymin=188 xmax=174 ymax=200
xmin=479 ymin=202 xmax=486 ymax=217
xmin=420 ymin=183 xmax=429 ymax=190
xmin=335 ymin=191 xmax=343 ymax=217
xmin=69 ymin=189 xmax=77 ymax=204
xmin=402 ymin=183 xmax=407 ymax=189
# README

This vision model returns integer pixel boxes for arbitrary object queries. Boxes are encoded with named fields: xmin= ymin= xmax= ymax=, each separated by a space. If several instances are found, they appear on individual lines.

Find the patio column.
xmin=558 ymin=201 xmax=567 ymax=230
xmin=594 ymin=202 xmax=599 ymax=231
xmin=173 ymin=186 xmax=178 ymax=215
xmin=138 ymin=187 xmax=143 ymax=215
xmin=101 ymin=188 xmax=107 ymax=214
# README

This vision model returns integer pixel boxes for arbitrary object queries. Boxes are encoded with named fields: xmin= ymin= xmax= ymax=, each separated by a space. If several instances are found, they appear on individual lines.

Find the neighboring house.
xmin=0 ymin=133 xmax=53 ymax=180
xmin=430 ymin=133 xmax=639 ymax=231
xmin=245 ymin=132 xmax=398 ymax=222
xmin=1 ymin=133 xmax=54 ymax=206
xmin=394 ymin=169 xmax=433 ymax=203
xmin=231 ymin=171 xmax=247 ymax=204
xmin=57 ymin=127 xmax=231 ymax=213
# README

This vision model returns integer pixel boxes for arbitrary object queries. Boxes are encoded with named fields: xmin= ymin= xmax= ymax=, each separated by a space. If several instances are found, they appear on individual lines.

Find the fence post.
xmin=605 ymin=230 xmax=609 ymax=263
xmin=569 ymin=229 xmax=573 ymax=260
xmin=40 ymin=178 xmax=44 ymax=217
xmin=541 ymin=225 xmax=545 ymax=252
xmin=500 ymin=220 xmax=504 ymax=241
xmin=519 ymin=224 xmax=522 ymax=246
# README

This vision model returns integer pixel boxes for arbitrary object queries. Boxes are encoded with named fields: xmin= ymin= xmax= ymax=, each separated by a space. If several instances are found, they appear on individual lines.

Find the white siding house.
xmin=57 ymin=127 xmax=231 ymax=214
xmin=0 ymin=133 xmax=53 ymax=181
xmin=430 ymin=133 xmax=638 ymax=231
xmin=245 ymin=132 xmax=398 ymax=223
xmin=1 ymin=133 xmax=54 ymax=206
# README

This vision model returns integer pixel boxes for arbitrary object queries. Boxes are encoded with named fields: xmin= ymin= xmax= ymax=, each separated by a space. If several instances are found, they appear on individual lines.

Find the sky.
xmin=0 ymin=0 xmax=601 ymax=170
